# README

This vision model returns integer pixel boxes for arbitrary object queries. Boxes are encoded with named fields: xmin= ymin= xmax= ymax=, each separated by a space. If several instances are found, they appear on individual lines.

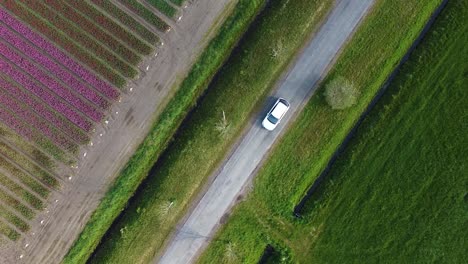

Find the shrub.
xmin=324 ymin=76 xmax=359 ymax=109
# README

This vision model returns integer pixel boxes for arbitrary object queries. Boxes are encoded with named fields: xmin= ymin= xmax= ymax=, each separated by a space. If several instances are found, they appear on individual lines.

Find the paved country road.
xmin=157 ymin=0 xmax=375 ymax=263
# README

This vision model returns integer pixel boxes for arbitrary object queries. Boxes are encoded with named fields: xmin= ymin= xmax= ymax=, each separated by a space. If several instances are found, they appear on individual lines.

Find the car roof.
xmin=271 ymin=101 xmax=288 ymax=118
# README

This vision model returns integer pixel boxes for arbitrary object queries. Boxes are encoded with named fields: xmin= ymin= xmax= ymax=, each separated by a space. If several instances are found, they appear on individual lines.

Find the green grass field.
xmin=198 ymin=0 xmax=452 ymax=262
xmin=298 ymin=1 xmax=467 ymax=261
xmin=63 ymin=1 xmax=266 ymax=263
xmin=86 ymin=0 xmax=333 ymax=263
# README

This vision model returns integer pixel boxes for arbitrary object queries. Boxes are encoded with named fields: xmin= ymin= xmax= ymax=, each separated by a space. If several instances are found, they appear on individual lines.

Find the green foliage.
xmin=199 ymin=0 xmax=448 ymax=262
xmin=324 ymin=77 xmax=359 ymax=109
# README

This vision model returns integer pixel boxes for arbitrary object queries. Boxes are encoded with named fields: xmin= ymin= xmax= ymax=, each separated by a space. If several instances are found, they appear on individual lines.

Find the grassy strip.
xmin=66 ymin=1 xmax=152 ymax=54
xmin=87 ymin=0 xmax=333 ymax=263
xmin=91 ymin=0 xmax=159 ymax=44
xmin=147 ymin=0 xmax=177 ymax=18
xmin=64 ymin=1 xmax=267 ymax=263
xmin=0 ymin=204 xmax=29 ymax=232
xmin=197 ymin=0 xmax=445 ymax=262
xmin=120 ymin=0 xmax=169 ymax=31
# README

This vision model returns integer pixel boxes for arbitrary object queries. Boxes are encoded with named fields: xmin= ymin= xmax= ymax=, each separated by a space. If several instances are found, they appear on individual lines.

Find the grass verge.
xmin=86 ymin=0 xmax=333 ymax=263
xmin=63 ymin=1 xmax=267 ymax=263
xmin=197 ymin=0 xmax=447 ymax=262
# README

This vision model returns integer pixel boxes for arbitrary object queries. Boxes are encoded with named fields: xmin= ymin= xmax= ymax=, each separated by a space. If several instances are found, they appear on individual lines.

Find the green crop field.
xmin=84 ymin=0 xmax=333 ymax=263
xmin=198 ymin=0 xmax=456 ymax=263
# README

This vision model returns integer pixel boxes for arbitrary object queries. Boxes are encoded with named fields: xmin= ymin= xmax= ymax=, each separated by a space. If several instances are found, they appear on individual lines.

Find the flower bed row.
xmin=0 ymin=25 xmax=111 ymax=110
xmin=92 ymin=0 xmax=160 ymax=44
xmin=0 ymin=218 xmax=20 ymax=241
xmin=0 ymin=203 xmax=29 ymax=232
xmin=0 ymin=7 xmax=120 ymax=97
xmin=0 ymin=184 xmax=35 ymax=220
xmin=0 ymin=76 xmax=90 ymax=144
xmin=68 ymin=0 xmax=153 ymax=54
xmin=0 ymin=4 xmax=126 ymax=88
xmin=119 ymin=0 xmax=170 ymax=32
xmin=0 ymin=148 xmax=50 ymax=198
xmin=0 ymin=81 xmax=73 ymax=165
xmin=18 ymin=0 xmax=137 ymax=79
xmin=0 ymin=121 xmax=69 ymax=171
xmin=0 ymin=42 xmax=104 ymax=122
xmin=0 ymin=169 xmax=44 ymax=210
xmin=169 ymin=0 xmax=185 ymax=6
xmin=0 ymin=89 xmax=79 ymax=154
xmin=147 ymin=0 xmax=177 ymax=18
xmin=0 ymin=140 xmax=57 ymax=192
xmin=0 ymin=58 xmax=93 ymax=131
xmin=44 ymin=0 xmax=142 ymax=65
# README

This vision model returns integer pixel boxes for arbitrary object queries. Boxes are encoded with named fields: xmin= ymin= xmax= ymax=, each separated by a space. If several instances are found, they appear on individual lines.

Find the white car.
xmin=262 ymin=98 xmax=290 ymax=131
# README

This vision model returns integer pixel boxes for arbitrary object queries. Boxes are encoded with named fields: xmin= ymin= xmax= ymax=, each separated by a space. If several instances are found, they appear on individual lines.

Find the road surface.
xmin=157 ymin=0 xmax=375 ymax=263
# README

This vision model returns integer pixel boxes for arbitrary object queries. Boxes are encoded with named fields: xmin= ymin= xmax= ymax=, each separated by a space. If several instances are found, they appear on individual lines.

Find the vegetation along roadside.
xmin=88 ymin=0 xmax=333 ymax=263
xmin=197 ymin=0 xmax=447 ymax=262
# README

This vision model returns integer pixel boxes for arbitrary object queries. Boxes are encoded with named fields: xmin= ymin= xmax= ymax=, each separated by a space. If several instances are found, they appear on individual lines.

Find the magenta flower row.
xmin=0 ymin=8 xmax=120 ymax=100
xmin=0 ymin=41 xmax=103 ymax=122
xmin=0 ymin=89 xmax=77 ymax=152
xmin=0 ymin=102 xmax=37 ymax=146
xmin=0 ymin=77 xmax=90 ymax=142
xmin=0 ymin=58 xmax=92 ymax=131
xmin=0 ymin=25 xmax=111 ymax=110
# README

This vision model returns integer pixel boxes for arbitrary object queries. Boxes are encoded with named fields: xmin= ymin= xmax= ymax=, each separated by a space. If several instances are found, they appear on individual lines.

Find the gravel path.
xmin=156 ymin=0 xmax=375 ymax=263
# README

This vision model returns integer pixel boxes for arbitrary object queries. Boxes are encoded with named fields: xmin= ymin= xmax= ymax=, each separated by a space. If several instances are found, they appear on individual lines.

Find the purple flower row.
xmin=0 ymin=24 xmax=111 ymax=110
xmin=0 ymin=89 xmax=77 ymax=152
xmin=0 ymin=77 xmax=90 ymax=142
xmin=0 ymin=41 xmax=103 ymax=122
xmin=0 ymin=58 xmax=93 ymax=131
xmin=0 ymin=8 xmax=120 ymax=100
xmin=0 ymin=102 xmax=37 ymax=147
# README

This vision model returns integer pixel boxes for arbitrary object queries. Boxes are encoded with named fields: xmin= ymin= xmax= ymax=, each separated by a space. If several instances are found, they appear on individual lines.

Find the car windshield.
xmin=267 ymin=114 xmax=279 ymax=124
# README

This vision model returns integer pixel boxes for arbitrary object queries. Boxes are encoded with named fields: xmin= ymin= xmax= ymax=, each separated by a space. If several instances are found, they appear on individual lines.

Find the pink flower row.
xmin=0 ymin=89 xmax=77 ymax=152
xmin=0 ymin=58 xmax=92 ymax=131
xmin=0 ymin=24 xmax=111 ymax=110
xmin=0 ymin=41 xmax=103 ymax=122
xmin=0 ymin=102 xmax=38 ymax=148
xmin=0 ymin=77 xmax=90 ymax=142
xmin=0 ymin=8 xmax=120 ymax=100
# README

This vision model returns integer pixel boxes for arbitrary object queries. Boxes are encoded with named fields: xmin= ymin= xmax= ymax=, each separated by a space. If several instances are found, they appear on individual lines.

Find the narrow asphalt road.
xmin=158 ymin=0 xmax=375 ymax=263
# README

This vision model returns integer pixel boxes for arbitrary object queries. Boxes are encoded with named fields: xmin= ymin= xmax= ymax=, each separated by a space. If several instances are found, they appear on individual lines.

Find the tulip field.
xmin=0 ymin=0 xmax=185 ymax=244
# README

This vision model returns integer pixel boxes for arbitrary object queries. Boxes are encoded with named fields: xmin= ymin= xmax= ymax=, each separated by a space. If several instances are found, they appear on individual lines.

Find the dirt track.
xmin=0 ymin=0 xmax=235 ymax=263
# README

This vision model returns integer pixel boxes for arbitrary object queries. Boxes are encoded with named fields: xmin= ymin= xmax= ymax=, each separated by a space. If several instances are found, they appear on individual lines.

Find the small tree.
xmin=215 ymin=110 xmax=230 ymax=135
xmin=224 ymin=242 xmax=237 ymax=263
xmin=324 ymin=77 xmax=359 ymax=110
